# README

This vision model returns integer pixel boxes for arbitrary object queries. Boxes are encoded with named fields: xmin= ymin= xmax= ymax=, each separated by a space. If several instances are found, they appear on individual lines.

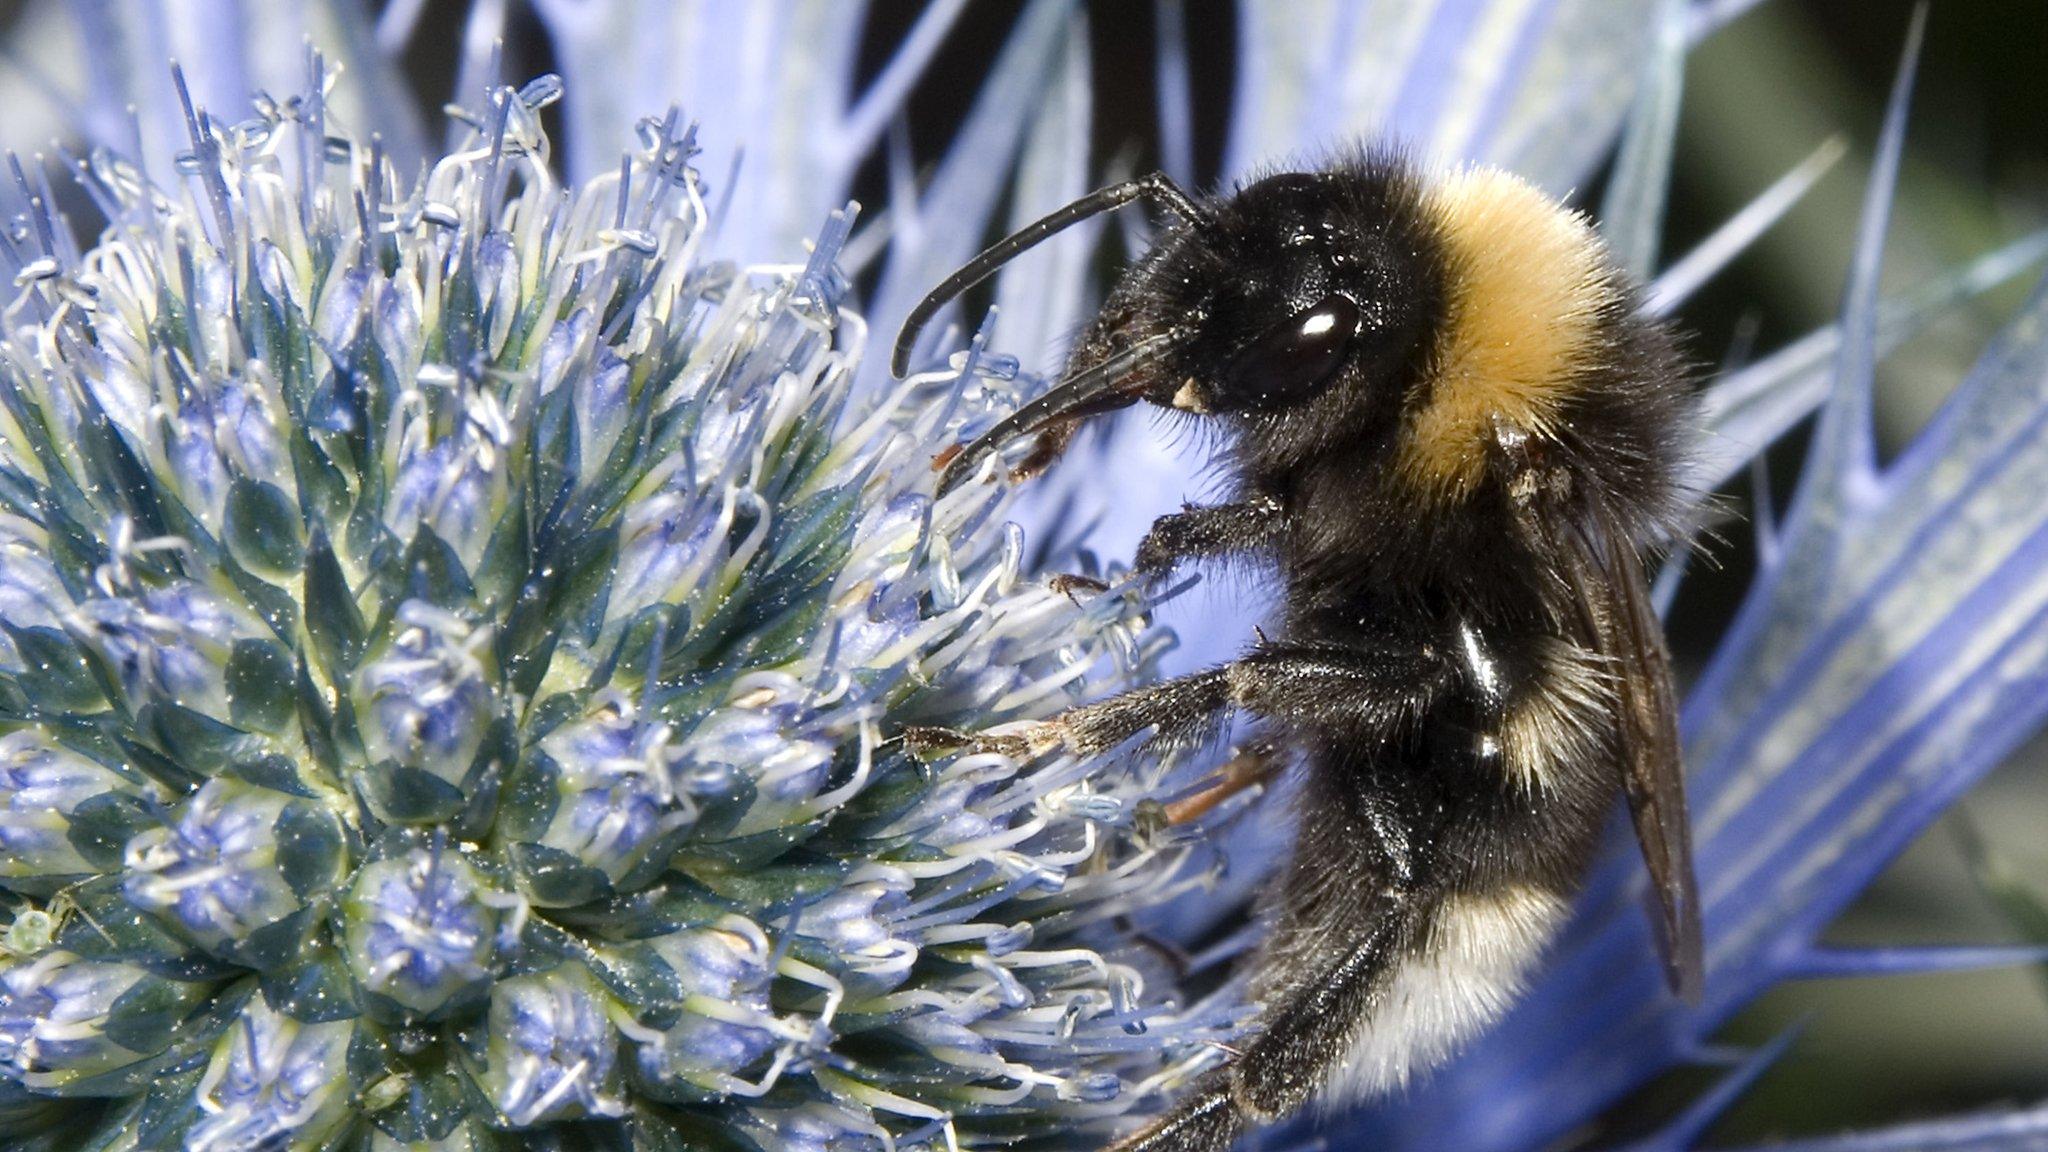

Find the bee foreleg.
xmin=1133 ymin=495 xmax=1285 ymax=578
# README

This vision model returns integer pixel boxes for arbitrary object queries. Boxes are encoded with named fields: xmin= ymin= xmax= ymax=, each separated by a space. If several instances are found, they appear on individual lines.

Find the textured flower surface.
xmin=0 ymin=61 xmax=1238 ymax=1150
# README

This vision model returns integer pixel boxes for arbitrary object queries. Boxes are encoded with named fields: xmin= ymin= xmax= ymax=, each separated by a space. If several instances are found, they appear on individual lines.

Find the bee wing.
xmin=1568 ymin=507 xmax=1705 ymax=1003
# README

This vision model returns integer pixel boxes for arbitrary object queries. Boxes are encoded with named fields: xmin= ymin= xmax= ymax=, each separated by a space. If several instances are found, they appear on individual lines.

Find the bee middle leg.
xmin=907 ymin=643 xmax=1448 ymax=763
xmin=1051 ymin=643 xmax=1450 ymax=758
xmin=1096 ymin=647 xmax=1453 ymax=1152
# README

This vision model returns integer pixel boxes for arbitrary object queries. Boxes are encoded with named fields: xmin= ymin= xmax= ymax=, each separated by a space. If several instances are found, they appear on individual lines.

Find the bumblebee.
xmin=893 ymin=151 xmax=1703 ymax=1152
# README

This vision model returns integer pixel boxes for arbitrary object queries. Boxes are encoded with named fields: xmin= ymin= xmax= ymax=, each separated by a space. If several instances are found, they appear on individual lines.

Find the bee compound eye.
xmin=1219 ymin=293 xmax=1361 ymax=406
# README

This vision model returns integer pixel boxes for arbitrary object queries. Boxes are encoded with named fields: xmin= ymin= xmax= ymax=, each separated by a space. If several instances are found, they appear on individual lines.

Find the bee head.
xmin=1147 ymin=169 xmax=1444 ymax=428
xmin=902 ymin=161 xmax=1451 ymax=494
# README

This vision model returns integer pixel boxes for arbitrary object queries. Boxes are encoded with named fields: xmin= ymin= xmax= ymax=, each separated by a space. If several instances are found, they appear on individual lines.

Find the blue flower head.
xmin=481 ymin=964 xmax=627 ymax=1125
xmin=186 ymin=1002 xmax=355 ymax=1152
xmin=341 ymin=838 xmax=509 ymax=1020
xmin=122 ymin=779 xmax=324 ymax=957
xmin=0 ymin=43 xmax=1229 ymax=1151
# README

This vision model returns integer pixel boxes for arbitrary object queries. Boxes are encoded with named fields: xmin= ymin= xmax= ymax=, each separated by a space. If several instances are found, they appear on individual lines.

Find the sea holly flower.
xmin=478 ymin=963 xmax=629 ymax=1126
xmin=186 ymin=1000 xmax=355 ymax=1152
xmin=351 ymin=603 xmax=503 ymax=825
xmin=0 ymin=522 xmax=71 ymax=671
xmin=340 ymin=838 xmax=511 ymax=1021
xmin=0 ymin=728 xmax=155 ymax=882
xmin=69 ymin=580 xmax=263 ymax=719
xmin=0 ymin=951 xmax=215 ymax=1091
xmin=0 ymin=2 xmax=2042 ymax=1151
xmin=628 ymin=917 xmax=794 ymax=1099
xmin=122 ymin=777 xmax=345 ymax=965
xmin=0 ymin=46 xmax=1231 ymax=1151
xmin=523 ymin=696 xmax=701 ymax=884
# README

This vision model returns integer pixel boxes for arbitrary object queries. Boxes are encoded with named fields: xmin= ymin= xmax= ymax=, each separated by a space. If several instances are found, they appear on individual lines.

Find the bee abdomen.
xmin=1317 ymin=882 xmax=1570 ymax=1106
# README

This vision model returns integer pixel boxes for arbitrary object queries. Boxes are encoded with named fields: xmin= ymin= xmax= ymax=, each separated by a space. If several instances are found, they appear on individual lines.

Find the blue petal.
xmin=24 ymin=5 xmax=426 ymax=183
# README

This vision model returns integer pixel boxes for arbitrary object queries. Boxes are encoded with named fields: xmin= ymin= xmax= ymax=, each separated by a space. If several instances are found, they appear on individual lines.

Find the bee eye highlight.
xmin=1219 ymin=293 xmax=1361 ymax=406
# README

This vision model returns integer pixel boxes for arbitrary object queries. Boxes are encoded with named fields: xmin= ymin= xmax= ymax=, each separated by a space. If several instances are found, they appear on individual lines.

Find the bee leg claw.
xmin=899 ymin=724 xmax=1042 ymax=760
xmin=899 ymin=725 xmax=970 ymax=754
xmin=1049 ymin=573 xmax=1110 ymax=601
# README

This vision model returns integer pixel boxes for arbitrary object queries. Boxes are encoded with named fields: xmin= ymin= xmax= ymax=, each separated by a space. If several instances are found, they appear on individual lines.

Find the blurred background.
xmin=1649 ymin=7 xmax=2048 ymax=1141
xmin=0 ymin=0 xmax=2040 ymax=1143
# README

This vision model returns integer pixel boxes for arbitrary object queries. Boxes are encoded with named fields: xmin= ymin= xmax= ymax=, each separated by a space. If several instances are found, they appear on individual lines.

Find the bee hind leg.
xmin=1105 ymin=1071 xmax=1245 ymax=1152
xmin=1106 ymin=921 xmax=1407 ymax=1152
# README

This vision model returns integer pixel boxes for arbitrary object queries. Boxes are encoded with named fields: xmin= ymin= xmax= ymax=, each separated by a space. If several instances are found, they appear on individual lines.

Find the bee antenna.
xmin=889 ymin=171 xmax=1207 ymax=378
